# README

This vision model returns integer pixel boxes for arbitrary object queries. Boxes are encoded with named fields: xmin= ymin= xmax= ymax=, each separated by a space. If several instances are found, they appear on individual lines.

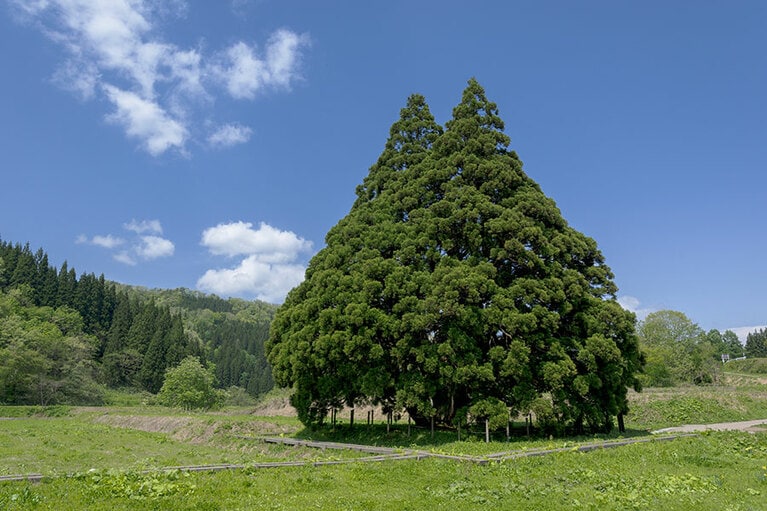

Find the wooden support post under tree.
xmin=407 ymin=415 xmax=411 ymax=437
xmin=485 ymin=418 xmax=490 ymax=443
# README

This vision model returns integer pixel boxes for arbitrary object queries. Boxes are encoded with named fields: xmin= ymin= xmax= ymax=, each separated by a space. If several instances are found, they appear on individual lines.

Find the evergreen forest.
xmin=0 ymin=240 xmax=276 ymax=406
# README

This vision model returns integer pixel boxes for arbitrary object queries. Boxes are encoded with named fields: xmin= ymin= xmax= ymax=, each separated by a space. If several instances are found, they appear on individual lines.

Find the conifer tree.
xmin=268 ymin=79 xmax=642 ymax=433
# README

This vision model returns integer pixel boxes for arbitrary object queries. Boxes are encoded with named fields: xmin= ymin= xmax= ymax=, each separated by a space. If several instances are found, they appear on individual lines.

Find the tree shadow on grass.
xmin=293 ymin=421 xmax=653 ymax=451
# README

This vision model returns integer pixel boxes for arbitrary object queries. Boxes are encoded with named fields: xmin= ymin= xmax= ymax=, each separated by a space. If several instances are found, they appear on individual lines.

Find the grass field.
xmin=1 ymin=377 xmax=766 ymax=510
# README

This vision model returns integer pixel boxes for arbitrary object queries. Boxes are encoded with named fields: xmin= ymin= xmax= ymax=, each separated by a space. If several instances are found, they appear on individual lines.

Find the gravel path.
xmin=652 ymin=418 xmax=767 ymax=434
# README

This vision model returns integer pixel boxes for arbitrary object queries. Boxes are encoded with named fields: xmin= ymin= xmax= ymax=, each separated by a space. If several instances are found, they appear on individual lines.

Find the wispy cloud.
xmin=79 ymin=219 xmax=174 ymax=264
xmin=213 ymin=31 xmax=308 ymax=100
xmin=617 ymin=295 xmax=656 ymax=321
xmin=197 ymin=221 xmax=312 ymax=303
xmin=10 ymin=1 xmax=309 ymax=156
xmin=124 ymin=219 xmax=163 ymax=235
xmin=207 ymin=123 xmax=252 ymax=148
xmin=76 ymin=234 xmax=125 ymax=249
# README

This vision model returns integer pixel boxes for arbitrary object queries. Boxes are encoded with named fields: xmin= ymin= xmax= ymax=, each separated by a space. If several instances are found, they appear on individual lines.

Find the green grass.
xmin=0 ymin=408 xmax=347 ymax=476
xmin=1 ymin=384 xmax=767 ymax=509
xmin=625 ymin=385 xmax=767 ymax=430
xmin=1 ymin=431 xmax=766 ymax=510
xmin=725 ymin=358 xmax=767 ymax=375
xmin=293 ymin=420 xmax=653 ymax=458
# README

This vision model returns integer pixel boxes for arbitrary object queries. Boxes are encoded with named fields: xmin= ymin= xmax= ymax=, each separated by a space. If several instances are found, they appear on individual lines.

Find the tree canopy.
xmin=267 ymin=79 xmax=643 ymax=434
xmin=745 ymin=328 xmax=767 ymax=358
xmin=636 ymin=310 xmax=742 ymax=386
xmin=158 ymin=356 xmax=222 ymax=410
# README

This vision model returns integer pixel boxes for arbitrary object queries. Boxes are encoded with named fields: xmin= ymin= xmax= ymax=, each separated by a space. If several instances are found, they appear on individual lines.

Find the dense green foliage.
xmin=119 ymin=287 xmax=277 ymax=396
xmin=745 ymin=328 xmax=767 ymax=358
xmin=0 ymin=240 xmax=276 ymax=404
xmin=636 ymin=310 xmax=742 ymax=387
xmin=0 ymin=288 xmax=105 ymax=405
xmin=157 ymin=356 xmax=223 ymax=410
xmin=268 ymin=79 xmax=643 ymax=434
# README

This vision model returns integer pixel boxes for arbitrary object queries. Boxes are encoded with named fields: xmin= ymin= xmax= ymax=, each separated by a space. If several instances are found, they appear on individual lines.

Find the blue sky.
xmin=1 ymin=1 xmax=765 ymax=337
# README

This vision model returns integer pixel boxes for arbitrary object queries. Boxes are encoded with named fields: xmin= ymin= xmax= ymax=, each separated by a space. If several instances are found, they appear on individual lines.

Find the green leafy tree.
xmin=268 ymin=79 xmax=642 ymax=434
xmin=745 ymin=328 xmax=767 ymax=358
xmin=637 ymin=310 xmax=723 ymax=385
xmin=158 ymin=356 xmax=222 ymax=410
xmin=704 ymin=328 xmax=744 ymax=360
xmin=0 ymin=289 xmax=104 ymax=405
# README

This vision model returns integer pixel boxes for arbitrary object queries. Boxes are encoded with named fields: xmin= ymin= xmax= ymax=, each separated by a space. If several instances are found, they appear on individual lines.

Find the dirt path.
xmin=652 ymin=418 xmax=767 ymax=434
xmin=258 ymin=433 xmax=699 ymax=464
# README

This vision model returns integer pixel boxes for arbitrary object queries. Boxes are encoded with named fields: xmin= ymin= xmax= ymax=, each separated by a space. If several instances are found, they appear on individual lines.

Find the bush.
xmin=157 ymin=357 xmax=224 ymax=410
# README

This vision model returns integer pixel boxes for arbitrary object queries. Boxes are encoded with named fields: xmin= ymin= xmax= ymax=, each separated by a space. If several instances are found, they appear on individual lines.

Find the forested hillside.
xmin=0 ymin=240 xmax=276 ymax=405
xmin=116 ymin=286 xmax=277 ymax=396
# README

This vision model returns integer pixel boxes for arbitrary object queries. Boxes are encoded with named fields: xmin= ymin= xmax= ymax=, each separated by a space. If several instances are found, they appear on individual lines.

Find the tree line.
xmin=636 ymin=310 xmax=744 ymax=386
xmin=0 ymin=240 xmax=276 ymax=405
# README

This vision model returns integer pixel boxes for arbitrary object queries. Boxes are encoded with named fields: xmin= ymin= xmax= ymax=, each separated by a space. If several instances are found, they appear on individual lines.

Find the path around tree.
xmin=3 ymin=419 xmax=766 ymax=483
xmin=651 ymin=418 xmax=767 ymax=434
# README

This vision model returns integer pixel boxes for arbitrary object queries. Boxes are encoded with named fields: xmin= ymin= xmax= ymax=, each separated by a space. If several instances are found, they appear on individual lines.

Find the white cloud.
xmin=52 ymin=59 xmax=100 ymax=100
xmin=218 ymin=42 xmax=266 ymax=100
xmin=617 ymin=295 xmax=656 ymax=321
xmin=137 ymin=235 xmax=175 ymax=259
xmin=124 ymin=219 xmax=163 ymax=235
xmin=113 ymin=251 xmax=137 ymax=266
xmin=76 ymin=233 xmax=125 ymax=249
xmin=197 ymin=255 xmax=306 ymax=303
xmin=11 ymin=1 xmax=309 ymax=156
xmin=201 ymin=221 xmax=312 ymax=261
xmin=103 ymin=85 xmax=188 ymax=156
xmin=214 ymin=31 xmax=309 ymax=100
xmin=80 ymin=219 xmax=173 ymax=264
xmin=265 ymin=30 xmax=309 ymax=88
xmin=207 ymin=123 xmax=252 ymax=148
xmin=92 ymin=234 xmax=125 ymax=249
xmin=198 ymin=221 xmax=312 ymax=302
